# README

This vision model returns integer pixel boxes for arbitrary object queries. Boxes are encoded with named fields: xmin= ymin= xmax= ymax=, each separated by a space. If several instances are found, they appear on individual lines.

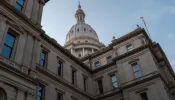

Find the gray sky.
xmin=42 ymin=0 xmax=175 ymax=71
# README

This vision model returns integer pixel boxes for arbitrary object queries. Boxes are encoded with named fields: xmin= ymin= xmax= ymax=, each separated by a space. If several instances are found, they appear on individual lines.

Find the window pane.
xmin=84 ymin=77 xmax=87 ymax=91
xmin=127 ymin=45 xmax=133 ymax=51
xmin=37 ymin=87 xmax=42 ymax=96
xmin=16 ymin=3 xmax=23 ymax=11
xmin=37 ymin=96 xmax=41 ymax=100
xmin=58 ymin=62 xmax=62 ymax=76
xmin=95 ymin=62 xmax=100 ymax=68
xmin=57 ymin=93 xmax=62 ymax=100
xmin=41 ymin=52 xmax=45 ymax=60
xmin=1 ymin=45 xmax=12 ymax=58
xmin=40 ymin=60 xmax=44 ymax=66
xmin=97 ymin=79 xmax=103 ymax=93
xmin=111 ymin=75 xmax=117 ymax=82
xmin=17 ymin=0 xmax=25 ymax=5
xmin=72 ymin=70 xmax=76 ymax=84
xmin=113 ymin=82 xmax=118 ymax=88
xmin=140 ymin=92 xmax=148 ymax=100
xmin=107 ymin=57 xmax=112 ymax=63
xmin=133 ymin=64 xmax=139 ymax=72
xmin=135 ymin=71 xmax=142 ymax=78
xmin=4 ymin=33 xmax=15 ymax=47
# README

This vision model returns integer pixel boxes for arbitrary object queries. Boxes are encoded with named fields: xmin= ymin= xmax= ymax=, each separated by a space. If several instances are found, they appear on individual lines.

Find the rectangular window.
xmin=58 ymin=61 xmax=63 ymax=76
xmin=132 ymin=62 xmax=142 ymax=78
xmin=97 ymin=79 xmax=103 ymax=94
xmin=83 ymin=76 xmax=88 ymax=91
xmin=72 ymin=69 xmax=76 ymax=85
xmin=40 ymin=50 xmax=47 ymax=67
xmin=57 ymin=93 xmax=63 ymax=100
xmin=140 ymin=92 xmax=148 ymax=100
xmin=37 ymin=86 xmax=44 ymax=100
xmin=107 ymin=56 xmax=113 ymax=63
xmin=126 ymin=44 xmax=133 ymax=52
xmin=1 ymin=32 xmax=16 ymax=58
xmin=95 ymin=61 xmax=100 ymax=68
xmin=16 ymin=0 xmax=25 ymax=11
xmin=111 ymin=74 xmax=118 ymax=88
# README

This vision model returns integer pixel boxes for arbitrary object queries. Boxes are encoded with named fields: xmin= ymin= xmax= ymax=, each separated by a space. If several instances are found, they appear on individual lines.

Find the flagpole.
xmin=140 ymin=17 xmax=152 ymax=40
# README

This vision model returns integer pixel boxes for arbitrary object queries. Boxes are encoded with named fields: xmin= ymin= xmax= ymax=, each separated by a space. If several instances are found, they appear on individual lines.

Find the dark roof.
xmin=44 ymin=0 xmax=50 ymax=3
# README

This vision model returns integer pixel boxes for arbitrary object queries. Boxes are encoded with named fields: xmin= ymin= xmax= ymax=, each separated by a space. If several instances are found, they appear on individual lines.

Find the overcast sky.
xmin=42 ymin=0 xmax=175 ymax=71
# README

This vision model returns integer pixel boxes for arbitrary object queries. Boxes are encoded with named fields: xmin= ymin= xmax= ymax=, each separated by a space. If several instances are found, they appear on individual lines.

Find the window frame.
xmin=71 ymin=68 xmax=77 ymax=85
xmin=126 ymin=44 xmax=134 ymax=52
xmin=96 ymin=78 xmax=103 ymax=94
xmin=106 ymin=56 xmax=113 ymax=63
xmin=131 ymin=62 xmax=142 ymax=78
xmin=37 ymin=85 xmax=45 ymax=100
xmin=1 ymin=29 xmax=19 ymax=60
xmin=15 ymin=0 xmax=26 ymax=11
xmin=110 ymin=74 xmax=119 ymax=89
xmin=57 ymin=92 xmax=63 ymax=100
xmin=140 ymin=92 xmax=148 ymax=100
xmin=83 ymin=75 xmax=88 ymax=92
xmin=40 ymin=49 xmax=48 ymax=68
xmin=57 ymin=60 xmax=63 ymax=77
xmin=94 ymin=61 xmax=100 ymax=68
xmin=1 ymin=32 xmax=16 ymax=59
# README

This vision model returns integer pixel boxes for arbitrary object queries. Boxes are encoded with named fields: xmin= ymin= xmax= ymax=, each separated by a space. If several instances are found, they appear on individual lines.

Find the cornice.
xmin=110 ymin=28 xmax=147 ymax=46
xmin=73 ymin=42 xmax=103 ymax=48
xmin=0 ymin=57 xmax=38 ymax=84
xmin=93 ymin=61 xmax=116 ymax=73
xmin=81 ymin=46 xmax=113 ymax=61
xmin=151 ymin=43 xmax=175 ymax=79
xmin=64 ymin=36 xmax=102 ymax=47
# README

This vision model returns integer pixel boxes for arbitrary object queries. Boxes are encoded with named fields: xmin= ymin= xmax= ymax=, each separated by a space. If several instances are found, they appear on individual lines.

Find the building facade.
xmin=0 ymin=0 xmax=175 ymax=100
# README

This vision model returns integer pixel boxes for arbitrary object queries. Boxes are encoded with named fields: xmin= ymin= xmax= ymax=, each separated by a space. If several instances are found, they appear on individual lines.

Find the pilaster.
xmin=83 ymin=48 xmax=85 ymax=56
xmin=0 ymin=14 xmax=8 ymax=52
xmin=31 ymin=0 xmax=40 ymax=24
xmin=37 ymin=0 xmax=44 ymax=25
xmin=21 ymin=34 xmax=34 ymax=68
xmin=16 ymin=90 xmax=25 ymax=100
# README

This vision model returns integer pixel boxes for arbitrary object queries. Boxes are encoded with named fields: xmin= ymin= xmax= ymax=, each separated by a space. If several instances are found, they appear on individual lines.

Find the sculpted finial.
xmin=78 ymin=1 xmax=81 ymax=9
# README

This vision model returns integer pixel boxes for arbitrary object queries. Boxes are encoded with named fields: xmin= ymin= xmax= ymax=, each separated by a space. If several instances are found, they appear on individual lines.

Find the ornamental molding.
xmin=0 ymin=9 xmax=41 ymax=41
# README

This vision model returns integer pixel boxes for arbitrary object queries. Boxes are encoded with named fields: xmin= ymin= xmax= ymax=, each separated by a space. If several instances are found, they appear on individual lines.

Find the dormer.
xmin=7 ymin=0 xmax=49 ymax=26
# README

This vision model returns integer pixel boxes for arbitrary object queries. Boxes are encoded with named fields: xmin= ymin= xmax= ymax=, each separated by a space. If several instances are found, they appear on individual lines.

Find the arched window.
xmin=0 ymin=88 xmax=7 ymax=100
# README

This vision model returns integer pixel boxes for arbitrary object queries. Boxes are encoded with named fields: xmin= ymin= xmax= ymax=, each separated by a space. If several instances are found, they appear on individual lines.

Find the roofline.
xmin=81 ymin=27 xmax=151 ymax=61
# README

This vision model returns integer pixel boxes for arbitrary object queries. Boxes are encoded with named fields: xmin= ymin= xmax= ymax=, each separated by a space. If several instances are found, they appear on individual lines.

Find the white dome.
xmin=66 ymin=23 xmax=99 ymax=42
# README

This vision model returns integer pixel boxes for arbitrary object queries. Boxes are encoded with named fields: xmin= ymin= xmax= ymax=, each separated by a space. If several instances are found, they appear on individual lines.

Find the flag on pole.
xmin=140 ymin=17 xmax=152 ymax=40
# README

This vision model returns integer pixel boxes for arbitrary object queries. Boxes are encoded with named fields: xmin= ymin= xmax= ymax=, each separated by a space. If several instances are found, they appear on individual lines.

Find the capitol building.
xmin=0 ymin=0 xmax=175 ymax=100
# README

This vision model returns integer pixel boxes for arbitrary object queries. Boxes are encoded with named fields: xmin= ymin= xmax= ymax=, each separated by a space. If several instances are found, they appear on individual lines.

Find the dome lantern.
xmin=75 ymin=2 xmax=86 ymax=23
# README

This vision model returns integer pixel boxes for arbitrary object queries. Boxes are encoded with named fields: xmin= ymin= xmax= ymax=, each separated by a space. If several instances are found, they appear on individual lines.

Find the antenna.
xmin=140 ymin=17 xmax=152 ymax=40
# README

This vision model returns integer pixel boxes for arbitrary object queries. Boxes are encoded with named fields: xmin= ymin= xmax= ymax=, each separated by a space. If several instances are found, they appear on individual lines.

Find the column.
xmin=31 ymin=37 xmax=40 ymax=69
xmin=71 ymin=48 xmax=73 ymax=54
xmin=31 ymin=0 xmax=40 ymax=23
xmin=30 ymin=37 xmax=40 ymax=78
xmin=37 ymin=0 xmax=44 ymax=25
xmin=24 ymin=0 xmax=35 ymax=18
xmin=22 ymin=34 xmax=34 ymax=68
xmin=82 ymin=48 xmax=85 ymax=56
xmin=92 ymin=49 xmax=94 ymax=53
